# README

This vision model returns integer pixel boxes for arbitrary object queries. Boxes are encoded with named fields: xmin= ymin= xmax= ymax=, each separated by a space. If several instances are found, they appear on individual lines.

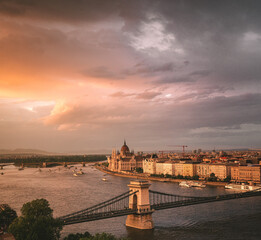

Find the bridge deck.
xmin=59 ymin=188 xmax=261 ymax=225
xmin=151 ymin=189 xmax=261 ymax=210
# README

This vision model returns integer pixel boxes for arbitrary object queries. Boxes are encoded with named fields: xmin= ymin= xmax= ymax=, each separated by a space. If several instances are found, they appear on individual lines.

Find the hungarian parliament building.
xmin=107 ymin=140 xmax=143 ymax=172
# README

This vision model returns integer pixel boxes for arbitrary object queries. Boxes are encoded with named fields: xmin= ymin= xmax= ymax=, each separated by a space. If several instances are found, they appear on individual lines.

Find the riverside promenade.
xmin=95 ymin=165 xmax=227 ymax=187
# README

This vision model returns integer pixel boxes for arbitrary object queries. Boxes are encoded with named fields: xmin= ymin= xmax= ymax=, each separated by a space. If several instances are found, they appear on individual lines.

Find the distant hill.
xmin=219 ymin=148 xmax=253 ymax=151
xmin=0 ymin=148 xmax=57 ymax=155
xmin=0 ymin=148 xmax=110 ymax=155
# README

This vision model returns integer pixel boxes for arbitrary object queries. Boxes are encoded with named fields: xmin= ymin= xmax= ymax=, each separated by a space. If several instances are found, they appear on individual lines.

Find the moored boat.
xmin=179 ymin=181 xmax=191 ymax=187
xmin=225 ymin=183 xmax=261 ymax=191
xmin=190 ymin=182 xmax=206 ymax=188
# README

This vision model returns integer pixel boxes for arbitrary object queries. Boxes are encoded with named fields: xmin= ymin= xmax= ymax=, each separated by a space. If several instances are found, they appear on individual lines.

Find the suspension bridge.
xmin=59 ymin=180 xmax=261 ymax=229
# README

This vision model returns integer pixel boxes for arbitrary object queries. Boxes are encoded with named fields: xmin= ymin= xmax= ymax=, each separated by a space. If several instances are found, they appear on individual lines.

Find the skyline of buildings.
xmin=108 ymin=141 xmax=261 ymax=183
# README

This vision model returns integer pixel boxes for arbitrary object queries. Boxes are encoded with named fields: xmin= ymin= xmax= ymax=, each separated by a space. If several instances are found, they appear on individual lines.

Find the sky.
xmin=0 ymin=0 xmax=261 ymax=153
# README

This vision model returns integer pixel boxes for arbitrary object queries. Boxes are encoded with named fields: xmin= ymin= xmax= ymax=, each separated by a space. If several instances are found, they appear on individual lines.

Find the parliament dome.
xmin=121 ymin=140 xmax=130 ymax=153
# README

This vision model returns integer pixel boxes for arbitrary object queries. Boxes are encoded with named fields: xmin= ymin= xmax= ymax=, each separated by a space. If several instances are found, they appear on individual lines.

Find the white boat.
xmin=102 ymin=178 xmax=107 ymax=181
xmin=190 ymin=182 xmax=206 ymax=188
xmin=77 ymin=171 xmax=84 ymax=175
xmin=179 ymin=181 xmax=191 ymax=188
xmin=225 ymin=183 xmax=261 ymax=191
xmin=73 ymin=173 xmax=78 ymax=177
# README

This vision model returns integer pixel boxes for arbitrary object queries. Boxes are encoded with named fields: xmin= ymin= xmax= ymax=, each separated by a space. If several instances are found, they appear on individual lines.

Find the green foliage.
xmin=81 ymin=232 xmax=128 ymax=240
xmin=223 ymin=175 xmax=231 ymax=182
xmin=150 ymin=174 xmax=160 ymax=177
xmin=165 ymin=174 xmax=172 ymax=178
xmin=0 ymin=155 xmax=106 ymax=165
xmin=210 ymin=173 xmax=215 ymax=177
xmin=64 ymin=232 xmax=128 ymax=240
xmin=101 ymin=162 xmax=109 ymax=167
xmin=135 ymin=167 xmax=143 ymax=173
xmin=64 ymin=231 xmax=91 ymax=240
xmin=176 ymin=174 xmax=184 ymax=179
xmin=0 ymin=205 xmax=17 ymax=234
xmin=8 ymin=199 xmax=63 ymax=240
xmin=207 ymin=173 xmax=218 ymax=182
xmin=192 ymin=175 xmax=199 ymax=180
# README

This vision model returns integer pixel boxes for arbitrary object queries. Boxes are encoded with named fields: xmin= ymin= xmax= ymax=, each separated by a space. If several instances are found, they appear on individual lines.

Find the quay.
xmin=95 ymin=165 xmax=227 ymax=187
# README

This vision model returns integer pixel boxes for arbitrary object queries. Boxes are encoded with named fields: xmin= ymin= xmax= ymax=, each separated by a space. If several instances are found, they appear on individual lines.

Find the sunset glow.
xmin=0 ymin=0 xmax=261 ymax=153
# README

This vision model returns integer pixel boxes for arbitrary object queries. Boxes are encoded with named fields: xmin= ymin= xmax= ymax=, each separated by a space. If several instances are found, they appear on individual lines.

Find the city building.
xmin=155 ymin=161 xmax=175 ymax=175
xmin=196 ymin=163 xmax=229 ymax=180
xmin=107 ymin=140 xmax=143 ymax=172
xmin=231 ymin=165 xmax=261 ymax=183
xmin=143 ymin=154 xmax=158 ymax=174
xmin=183 ymin=163 xmax=197 ymax=177
xmin=174 ymin=163 xmax=184 ymax=176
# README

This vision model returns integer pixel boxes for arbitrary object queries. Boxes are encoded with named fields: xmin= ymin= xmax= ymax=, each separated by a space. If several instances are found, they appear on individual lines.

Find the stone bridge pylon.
xmin=126 ymin=180 xmax=154 ymax=229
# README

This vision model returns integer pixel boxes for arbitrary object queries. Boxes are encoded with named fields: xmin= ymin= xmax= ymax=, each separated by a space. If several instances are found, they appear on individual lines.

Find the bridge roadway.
xmin=60 ymin=187 xmax=261 ymax=226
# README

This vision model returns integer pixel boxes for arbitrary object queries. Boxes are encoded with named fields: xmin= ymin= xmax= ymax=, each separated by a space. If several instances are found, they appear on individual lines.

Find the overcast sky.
xmin=0 ymin=0 xmax=261 ymax=153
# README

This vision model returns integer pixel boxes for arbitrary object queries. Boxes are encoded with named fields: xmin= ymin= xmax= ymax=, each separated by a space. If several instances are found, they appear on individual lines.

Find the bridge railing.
xmin=58 ymin=186 xmax=261 ymax=225
xmin=59 ymin=190 xmax=138 ymax=224
xmin=149 ymin=189 xmax=202 ymax=206
xmin=149 ymin=188 xmax=261 ymax=210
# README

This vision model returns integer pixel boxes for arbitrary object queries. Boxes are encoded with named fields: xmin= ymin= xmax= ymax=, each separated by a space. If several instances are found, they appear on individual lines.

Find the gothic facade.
xmin=107 ymin=141 xmax=143 ymax=172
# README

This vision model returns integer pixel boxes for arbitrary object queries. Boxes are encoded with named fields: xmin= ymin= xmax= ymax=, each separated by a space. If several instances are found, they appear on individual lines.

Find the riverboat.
xmin=179 ymin=181 xmax=191 ymax=187
xmin=225 ymin=183 xmax=261 ymax=191
xmin=190 ymin=182 xmax=206 ymax=188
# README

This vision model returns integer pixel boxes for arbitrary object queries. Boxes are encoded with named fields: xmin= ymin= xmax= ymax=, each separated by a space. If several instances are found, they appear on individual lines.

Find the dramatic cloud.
xmin=0 ymin=0 xmax=261 ymax=152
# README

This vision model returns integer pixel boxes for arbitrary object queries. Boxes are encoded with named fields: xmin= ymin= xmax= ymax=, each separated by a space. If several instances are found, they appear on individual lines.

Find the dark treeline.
xmin=0 ymin=155 xmax=106 ymax=164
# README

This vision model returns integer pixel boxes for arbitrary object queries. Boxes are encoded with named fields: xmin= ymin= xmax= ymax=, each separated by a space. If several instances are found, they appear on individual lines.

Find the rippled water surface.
xmin=1 ymin=164 xmax=260 ymax=239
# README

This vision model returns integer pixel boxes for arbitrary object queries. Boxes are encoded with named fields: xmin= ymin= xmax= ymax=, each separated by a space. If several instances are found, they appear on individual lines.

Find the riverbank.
xmin=95 ymin=165 xmax=227 ymax=187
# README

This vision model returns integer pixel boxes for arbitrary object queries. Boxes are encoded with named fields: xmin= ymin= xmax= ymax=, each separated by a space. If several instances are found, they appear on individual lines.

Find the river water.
xmin=1 ymin=164 xmax=260 ymax=240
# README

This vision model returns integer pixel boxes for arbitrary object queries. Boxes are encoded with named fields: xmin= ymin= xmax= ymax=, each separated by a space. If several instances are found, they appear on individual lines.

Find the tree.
xmin=8 ymin=199 xmax=63 ymax=240
xmin=135 ymin=167 xmax=143 ymax=173
xmin=192 ymin=175 xmax=199 ymax=180
xmin=208 ymin=173 xmax=218 ymax=182
xmin=0 ymin=204 xmax=17 ymax=234
xmin=177 ymin=174 xmax=183 ymax=179
xmin=101 ymin=162 xmax=109 ymax=168
xmin=223 ymin=175 xmax=231 ymax=182
xmin=64 ymin=231 xmax=92 ymax=240
xmin=81 ymin=232 xmax=128 ymax=240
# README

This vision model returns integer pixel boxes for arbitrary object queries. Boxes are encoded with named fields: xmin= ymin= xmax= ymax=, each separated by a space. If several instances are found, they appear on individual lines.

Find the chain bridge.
xmin=59 ymin=180 xmax=261 ymax=229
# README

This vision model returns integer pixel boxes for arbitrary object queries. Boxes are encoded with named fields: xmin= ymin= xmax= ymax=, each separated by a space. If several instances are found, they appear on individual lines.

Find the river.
xmin=1 ymin=164 xmax=260 ymax=240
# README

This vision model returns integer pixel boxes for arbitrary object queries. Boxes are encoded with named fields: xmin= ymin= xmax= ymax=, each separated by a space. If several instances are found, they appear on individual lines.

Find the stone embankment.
xmin=95 ymin=165 xmax=227 ymax=187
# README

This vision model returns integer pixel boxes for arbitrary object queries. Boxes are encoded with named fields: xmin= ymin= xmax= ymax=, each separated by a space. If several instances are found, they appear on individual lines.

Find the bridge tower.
xmin=126 ymin=180 xmax=154 ymax=229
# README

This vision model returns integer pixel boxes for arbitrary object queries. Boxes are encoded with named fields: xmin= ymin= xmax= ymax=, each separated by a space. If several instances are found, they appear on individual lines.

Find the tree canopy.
xmin=81 ymin=232 xmax=128 ymax=240
xmin=0 ymin=204 xmax=17 ymax=234
xmin=64 ymin=232 xmax=128 ymax=240
xmin=8 ymin=199 xmax=63 ymax=240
